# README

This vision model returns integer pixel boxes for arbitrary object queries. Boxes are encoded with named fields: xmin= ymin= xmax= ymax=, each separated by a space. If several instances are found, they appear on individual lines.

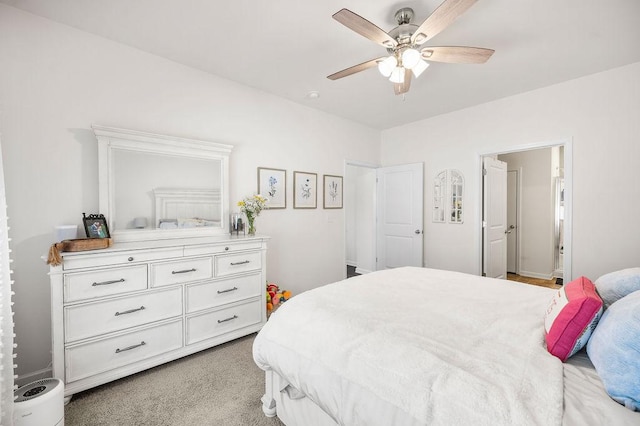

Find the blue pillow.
xmin=586 ymin=290 xmax=640 ymax=411
xmin=595 ymin=267 xmax=640 ymax=309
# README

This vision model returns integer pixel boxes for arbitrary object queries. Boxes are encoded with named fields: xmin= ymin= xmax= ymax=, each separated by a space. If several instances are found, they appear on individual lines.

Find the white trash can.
xmin=14 ymin=378 xmax=64 ymax=426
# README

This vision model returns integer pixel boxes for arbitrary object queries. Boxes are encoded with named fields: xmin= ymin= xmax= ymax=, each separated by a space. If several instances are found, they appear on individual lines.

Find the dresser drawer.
xmin=185 ymin=299 xmax=262 ymax=345
xmin=64 ymin=287 xmax=182 ymax=342
xmin=65 ymin=319 xmax=183 ymax=382
xmin=62 ymin=247 xmax=183 ymax=271
xmin=185 ymin=273 xmax=262 ymax=313
xmin=184 ymin=241 xmax=263 ymax=257
xmin=64 ymin=265 xmax=148 ymax=303
xmin=150 ymin=257 xmax=213 ymax=288
xmin=215 ymin=251 xmax=261 ymax=277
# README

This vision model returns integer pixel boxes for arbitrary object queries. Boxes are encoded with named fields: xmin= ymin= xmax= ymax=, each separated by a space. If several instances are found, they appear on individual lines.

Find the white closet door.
xmin=376 ymin=163 xmax=424 ymax=270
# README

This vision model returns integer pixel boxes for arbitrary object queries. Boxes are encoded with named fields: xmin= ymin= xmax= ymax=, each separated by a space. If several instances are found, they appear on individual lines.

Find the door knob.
xmin=415 ymin=230 xmax=422 ymax=234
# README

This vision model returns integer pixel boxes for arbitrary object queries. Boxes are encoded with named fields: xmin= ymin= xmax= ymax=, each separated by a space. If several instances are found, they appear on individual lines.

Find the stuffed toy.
xmin=266 ymin=282 xmax=291 ymax=313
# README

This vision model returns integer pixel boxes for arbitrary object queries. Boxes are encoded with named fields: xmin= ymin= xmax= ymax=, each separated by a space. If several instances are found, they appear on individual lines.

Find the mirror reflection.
xmin=112 ymin=150 xmax=222 ymax=230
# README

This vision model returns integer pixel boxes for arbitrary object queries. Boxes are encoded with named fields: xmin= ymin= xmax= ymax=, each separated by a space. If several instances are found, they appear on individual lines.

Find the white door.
xmin=483 ymin=157 xmax=508 ymax=279
xmin=376 ymin=163 xmax=424 ymax=270
xmin=506 ymin=170 xmax=518 ymax=273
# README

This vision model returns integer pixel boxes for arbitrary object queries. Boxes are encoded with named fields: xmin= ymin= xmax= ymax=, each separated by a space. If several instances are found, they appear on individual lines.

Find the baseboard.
xmin=355 ymin=267 xmax=373 ymax=275
xmin=518 ymin=270 xmax=554 ymax=280
xmin=16 ymin=367 xmax=52 ymax=387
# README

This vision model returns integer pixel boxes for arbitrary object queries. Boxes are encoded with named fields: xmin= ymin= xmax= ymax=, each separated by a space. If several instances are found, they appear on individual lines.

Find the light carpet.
xmin=65 ymin=333 xmax=284 ymax=426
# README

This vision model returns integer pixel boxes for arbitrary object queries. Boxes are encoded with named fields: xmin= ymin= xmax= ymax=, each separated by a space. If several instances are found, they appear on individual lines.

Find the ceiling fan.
xmin=327 ymin=0 xmax=494 ymax=95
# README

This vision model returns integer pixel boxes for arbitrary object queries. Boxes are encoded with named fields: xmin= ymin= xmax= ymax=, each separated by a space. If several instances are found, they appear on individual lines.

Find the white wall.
xmin=0 ymin=5 xmax=380 ymax=379
xmin=381 ymin=61 xmax=640 ymax=281
xmin=499 ymin=149 xmax=554 ymax=279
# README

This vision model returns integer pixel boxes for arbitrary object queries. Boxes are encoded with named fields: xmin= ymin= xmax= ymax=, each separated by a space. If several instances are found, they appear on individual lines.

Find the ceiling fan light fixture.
xmin=389 ymin=66 xmax=405 ymax=84
xmin=412 ymin=59 xmax=429 ymax=78
xmin=401 ymin=48 xmax=421 ymax=70
xmin=377 ymin=56 xmax=398 ymax=78
xmin=327 ymin=3 xmax=496 ymax=92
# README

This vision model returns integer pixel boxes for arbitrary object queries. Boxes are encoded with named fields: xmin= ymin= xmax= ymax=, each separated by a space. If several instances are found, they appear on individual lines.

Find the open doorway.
xmin=344 ymin=162 xmax=377 ymax=278
xmin=481 ymin=140 xmax=572 ymax=284
xmin=345 ymin=161 xmax=424 ymax=278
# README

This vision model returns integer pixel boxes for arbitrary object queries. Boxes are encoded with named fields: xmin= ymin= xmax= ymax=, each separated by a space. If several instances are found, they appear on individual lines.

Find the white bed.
xmin=253 ymin=267 xmax=640 ymax=425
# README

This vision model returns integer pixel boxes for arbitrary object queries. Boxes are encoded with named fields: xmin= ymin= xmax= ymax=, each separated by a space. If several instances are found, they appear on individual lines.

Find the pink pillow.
xmin=544 ymin=276 xmax=603 ymax=361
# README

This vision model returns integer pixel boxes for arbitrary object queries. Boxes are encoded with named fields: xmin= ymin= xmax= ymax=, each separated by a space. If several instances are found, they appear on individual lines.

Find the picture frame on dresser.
xmin=82 ymin=213 xmax=110 ymax=239
xmin=293 ymin=171 xmax=317 ymax=209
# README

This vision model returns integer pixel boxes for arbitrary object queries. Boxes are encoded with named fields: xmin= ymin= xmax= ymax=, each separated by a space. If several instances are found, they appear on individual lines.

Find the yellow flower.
xmin=237 ymin=194 xmax=268 ymax=217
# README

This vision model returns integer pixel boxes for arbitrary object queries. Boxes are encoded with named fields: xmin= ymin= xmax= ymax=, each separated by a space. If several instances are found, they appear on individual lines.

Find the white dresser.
xmin=49 ymin=235 xmax=268 ymax=399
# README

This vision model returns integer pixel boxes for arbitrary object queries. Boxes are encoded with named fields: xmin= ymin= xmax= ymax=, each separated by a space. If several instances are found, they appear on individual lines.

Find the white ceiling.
xmin=3 ymin=0 xmax=640 ymax=129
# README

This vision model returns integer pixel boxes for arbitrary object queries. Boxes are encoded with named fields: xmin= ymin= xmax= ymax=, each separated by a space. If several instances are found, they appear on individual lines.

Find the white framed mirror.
xmin=433 ymin=170 xmax=446 ymax=223
xmin=449 ymin=170 xmax=464 ymax=224
xmin=432 ymin=169 xmax=464 ymax=224
xmin=93 ymin=125 xmax=232 ymax=242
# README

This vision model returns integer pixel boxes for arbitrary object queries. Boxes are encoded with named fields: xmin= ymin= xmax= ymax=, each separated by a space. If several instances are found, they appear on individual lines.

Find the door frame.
xmin=344 ymin=159 xmax=379 ymax=278
xmin=506 ymin=168 xmax=521 ymax=275
xmin=478 ymin=138 xmax=573 ymax=281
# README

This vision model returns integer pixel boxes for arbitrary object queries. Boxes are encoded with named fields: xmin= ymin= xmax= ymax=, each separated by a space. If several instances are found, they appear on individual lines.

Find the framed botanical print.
xmin=323 ymin=175 xmax=343 ymax=209
xmin=257 ymin=167 xmax=286 ymax=209
xmin=293 ymin=171 xmax=317 ymax=209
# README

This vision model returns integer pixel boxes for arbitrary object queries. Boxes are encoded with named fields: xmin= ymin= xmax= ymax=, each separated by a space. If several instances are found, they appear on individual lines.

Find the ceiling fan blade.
xmin=327 ymin=57 xmax=386 ymax=80
xmin=333 ymin=9 xmax=397 ymax=48
xmin=393 ymin=69 xmax=412 ymax=95
xmin=421 ymin=46 xmax=494 ymax=64
xmin=411 ymin=0 xmax=478 ymax=45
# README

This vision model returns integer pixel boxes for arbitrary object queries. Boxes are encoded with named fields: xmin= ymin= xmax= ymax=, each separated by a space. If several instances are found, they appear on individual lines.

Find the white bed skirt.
xmin=262 ymin=370 xmax=337 ymax=426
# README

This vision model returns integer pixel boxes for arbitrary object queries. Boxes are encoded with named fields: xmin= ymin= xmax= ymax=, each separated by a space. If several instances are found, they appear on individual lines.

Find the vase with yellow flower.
xmin=237 ymin=194 xmax=267 ymax=236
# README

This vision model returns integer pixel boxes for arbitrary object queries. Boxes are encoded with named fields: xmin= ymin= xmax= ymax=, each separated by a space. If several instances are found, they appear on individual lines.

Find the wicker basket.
xmin=47 ymin=238 xmax=113 ymax=266
xmin=57 ymin=238 xmax=113 ymax=252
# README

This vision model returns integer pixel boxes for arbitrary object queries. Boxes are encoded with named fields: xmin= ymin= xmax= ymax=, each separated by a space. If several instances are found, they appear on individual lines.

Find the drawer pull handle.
xmin=217 ymin=286 xmax=238 ymax=294
xmin=92 ymin=278 xmax=125 ymax=286
xmin=128 ymin=257 xmax=134 ymax=262
xmin=172 ymin=268 xmax=196 ymax=274
xmin=115 ymin=341 xmax=146 ymax=353
xmin=217 ymin=315 xmax=238 ymax=324
xmin=115 ymin=306 xmax=145 ymax=316
xmin=230 ymin=260 xmax=250 ymax=266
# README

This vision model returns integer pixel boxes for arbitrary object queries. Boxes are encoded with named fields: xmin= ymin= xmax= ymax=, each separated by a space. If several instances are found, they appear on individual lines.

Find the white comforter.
xmin=254 ymin=267 xmax=564 ymax=426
